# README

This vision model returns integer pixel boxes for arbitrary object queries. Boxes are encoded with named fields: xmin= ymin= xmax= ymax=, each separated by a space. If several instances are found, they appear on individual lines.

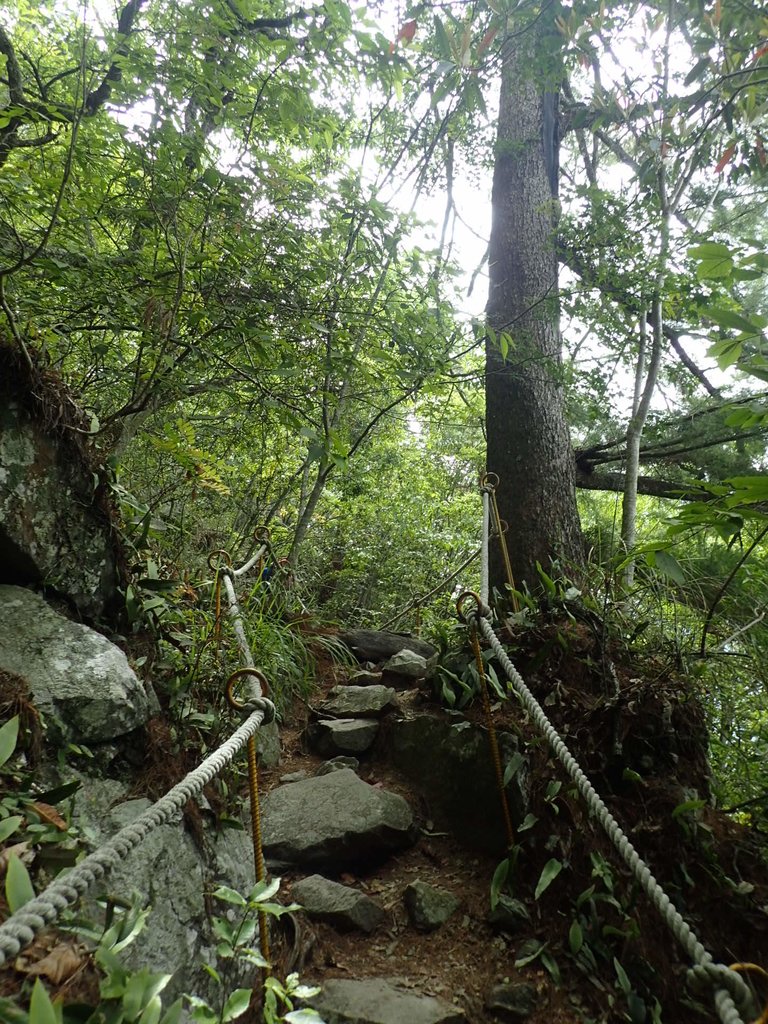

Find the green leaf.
xmin=284 ymin=1011 xmax=327 ymax=1024
xmin=248 ymin=876 xmax=281 ymax=903
xmin=514 ymin=938 xmax=547 ymax=968
xmin=569 ymin=919 xmax=583 ymax=954
xmin=221 ymin=989 xmax=252 ymax=1022
xmin=139 ymin=995 xmax=164 ymax=1024
xmin=534 ymin=858 xmax=563 ymax=900
xmin=704 ymin=307 xmax=761 ymax=333
xmin=0 ymin=815 xmax=23 ymax=843
xmin=652 ymin=549 xmax=685 ymax=585
xmin=687 ymin=242 xmax=732 ymax=260
xmin=213 ymin=885 xmax=247 ymax=907
xmin=614 ymin=957 xmax=632 ymax=995
xmin=490 ymin=857 xmax=511 ymax=910
xmin=30 ymin=980 xmax=59 ymax=1024
xmin=671 ymin=798 xmax=706 ymax=819
xmin=6 ymin=854 xmax=35 ymax=913
xmin=0 ymin=716 xmax=20 ymax=768
xmin=159 ymin=1000 xmax=185 ymax=1024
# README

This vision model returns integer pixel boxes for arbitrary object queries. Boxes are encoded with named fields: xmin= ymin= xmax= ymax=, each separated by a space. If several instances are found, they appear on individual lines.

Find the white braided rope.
xmin=0 ymin=709 xmax=266 ymax=967
xmin=472 ymin=498 xmax=752 ymax=1024
xmin=223 ymin=571 xmax=256 ymax=670
xmin=232 ymin=543 xmax=268 ymax=579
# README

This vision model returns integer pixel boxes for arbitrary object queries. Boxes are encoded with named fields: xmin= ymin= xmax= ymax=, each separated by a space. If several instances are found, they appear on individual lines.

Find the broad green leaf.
xmin=0 ymin=816 xmax=23 ymax=843
xmin=687 ymin=242 xmax=732 ymax=259
xmin=284 ymin=1010 xmax=327 ymax=1024
xmin=6 ymin=854 xmax=35 ymax=913
xmin=221 ymin=989 xmax=252 ymax=1022
xmin=139 ymin=995 xmax=163 ymax=1024
xmin=534 ymin=858 xmax=563 ymax=900
xmin=213 ymin=885 xmax=247 ymax=907
xmin=652 ymin=550 xmax=685 ymax=585
xmin=614 ymin=957 xmax=632 ymax=995
xmin=0 ymin=716 xmax=19 ymax=768
xmin=490 ymin=857 xmax=511 ymax=910
xmin=30 ymin=979 xmax=59 ymax=1024
xmin=514 ymin=938 xmax=547 ymax=968
xmin=159 ymin=1000 xmax=185 ymax=1024
xmin=704 ymin=307 xmax=761 ymax=333
xmin=569 ymin=919 xmax=583 ymax=954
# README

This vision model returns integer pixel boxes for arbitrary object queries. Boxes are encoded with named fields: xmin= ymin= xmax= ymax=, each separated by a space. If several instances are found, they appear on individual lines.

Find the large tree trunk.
xmin=485 ymin=9 xmax=583 ymax=593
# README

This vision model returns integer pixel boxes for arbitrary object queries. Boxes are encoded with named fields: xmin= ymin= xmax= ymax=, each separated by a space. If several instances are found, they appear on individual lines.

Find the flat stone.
xmin=262 ymin=769 xmax=415 ymax=871
xmin=308 ymin=718 xmax=379 ymax=756
xmin=292 ymin=874 xmax=385 ymax=933
xmin=348 ymin=670 xmax=384 ymax=686
xmin=315 ymin=756 xmax=359 ymax=776
xmin=307 ymin=977 xmax=466 ymax=1024
xmin=386 ymin=713 xmax=529 ymax=854
xmin=383 ymin=649 xmax=429 ymax=679
xmin=280 ymin=771 xmax=309 ymax=784
xmin=404 ymin=880 xmax=460 ymax=932
xmin=0 ymin=585 xmax=152 ymax=744
xmin=485 ymin=982 xmax=539 ymax=1021
xmin=320 ymin=685 xmax=397 ymax=717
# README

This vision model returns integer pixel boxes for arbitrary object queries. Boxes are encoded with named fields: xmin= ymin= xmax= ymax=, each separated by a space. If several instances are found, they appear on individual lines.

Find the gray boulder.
xmin=292 ymin=874 xmax=385 ymax=933
xmin=340 ymin=629 xmax=437 ymax=667
xmin=320 ymin=685 xmax=397 ymax=717
xmin=262 ymin=769 xmax=415 ymax=871
xmin=71 ymin=774 xmax=256 ymax=1005
xmin=383 ymin=649 xmax=428 ymax=679
xmin=348 ymin=670 xmax=384 ymax=686
xmin=485 ymin=982 xmax=539 ymax=1021
xmin=403 ymin=880 xmax=460 ymax=932
xmin=307 ymin=719 xmax=379 ymax=756
xmin=0 ymin=585 xmax=152 ymax=743
xmin=386 ymin=713 xmax=529 ymax=854
xmin=307 ymin=978 xmax=466 ymax=1024
xmin=315 ymin=756 xmax=359 ymax=776
xmin=0 ymin=393 xmax=121 ymax=619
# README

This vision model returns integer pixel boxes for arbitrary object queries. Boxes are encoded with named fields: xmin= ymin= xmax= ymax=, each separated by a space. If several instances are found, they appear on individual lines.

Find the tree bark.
xmin=485 ymin=8 xmax=583 ymax=593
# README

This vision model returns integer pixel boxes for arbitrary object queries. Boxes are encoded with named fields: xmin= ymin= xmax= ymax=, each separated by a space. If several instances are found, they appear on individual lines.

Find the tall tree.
xmin=485 ymin=2 xmax=584 ymax=592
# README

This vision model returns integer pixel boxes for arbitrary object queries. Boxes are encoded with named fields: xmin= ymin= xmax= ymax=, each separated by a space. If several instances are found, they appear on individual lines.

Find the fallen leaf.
xmin=28 ymin=803 xmax=68 ymax=831
xmin=22 ymin=943 xmax=85 ymax=984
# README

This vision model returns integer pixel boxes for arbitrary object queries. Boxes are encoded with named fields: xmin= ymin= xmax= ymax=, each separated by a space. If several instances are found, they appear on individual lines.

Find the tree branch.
xmin=575 ymin=466 xmax=712 ymax=501
xmin=84 ymin=0 xmax=147 ymax=114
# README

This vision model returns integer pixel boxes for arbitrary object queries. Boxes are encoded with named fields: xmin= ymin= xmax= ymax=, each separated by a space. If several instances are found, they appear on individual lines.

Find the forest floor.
xmin=255 ymin=624 xmax=768 ymax=1024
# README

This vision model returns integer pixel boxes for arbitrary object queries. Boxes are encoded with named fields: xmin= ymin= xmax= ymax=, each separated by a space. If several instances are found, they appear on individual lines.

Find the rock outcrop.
xmin=0 ymin=585 xmax=153 ymax=744
xmin=0 ymin=364 xmax=122 ymax=619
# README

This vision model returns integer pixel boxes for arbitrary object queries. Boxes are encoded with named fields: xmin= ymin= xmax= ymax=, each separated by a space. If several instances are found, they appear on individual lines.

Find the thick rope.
xmin=476 ymin=613 xmax=751 ymax=1023
xmin=232 ymin=543 xmax=268 ymax=580
xmin=0 ymin=708 xmax=272 ymax=967
xmin=471 ymin=485 xmax=753 ymax=1023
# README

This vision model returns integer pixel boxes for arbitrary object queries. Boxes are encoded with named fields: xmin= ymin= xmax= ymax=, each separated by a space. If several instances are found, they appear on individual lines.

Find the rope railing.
xmin=460 ymin=477 xmax=755 ymax=1024
xmin=0 ymin=705 xmax=272 ymax=967
xmin=0 ymin=542 xmax=277 ymax=969
xmin=379 ymin=547 xmax=481 ymax=632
